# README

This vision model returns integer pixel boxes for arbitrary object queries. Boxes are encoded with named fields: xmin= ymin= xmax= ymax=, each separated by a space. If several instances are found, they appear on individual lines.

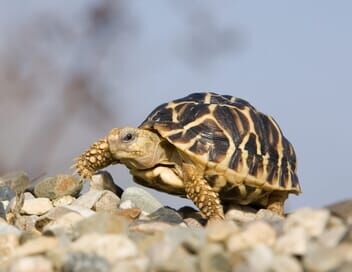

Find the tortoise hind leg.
xmin=266 ymin=191 xmax=288 ymax=216
xmin=182 ymin=163 xmax=224 ymax=220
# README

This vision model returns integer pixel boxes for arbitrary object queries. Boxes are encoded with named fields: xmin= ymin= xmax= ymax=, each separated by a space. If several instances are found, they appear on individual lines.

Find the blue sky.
xmin=110 ymin=1 xmax=352 ymax=209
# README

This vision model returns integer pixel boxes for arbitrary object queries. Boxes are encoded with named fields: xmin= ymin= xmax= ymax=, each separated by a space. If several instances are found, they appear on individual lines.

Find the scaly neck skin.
xmin=123 ymin=140 xmax=182 ymax=172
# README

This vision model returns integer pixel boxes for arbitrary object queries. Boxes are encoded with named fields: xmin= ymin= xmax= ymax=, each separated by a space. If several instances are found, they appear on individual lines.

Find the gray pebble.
xmin=72 ymin=212 xmax=128 ymax=238
xmin=0 ymin=223 xmax=21 ymax=235
xmin=62 ymin=252 xmax=110 ymax=272
xmin=148 ymin=207 xmax=184 ymax=224
xmin=93 ymin=191 xmax=120 ymax=212
xmin=34 ymin=175 xmax=82 ymax=200
xmin=72 ymin=190 xmax=105 ymax=209
xmin=120 ymin=187 xmax=162 ymax=214
xmin=0 ymin=186 xmax=15 ymax=202
xmin=0 ymin=201 xmax=5 ymax=219
xmin=0 ymin=171 xmax=29 ymax=195
xmin=91 ymin=171 xmax=123 ymax=197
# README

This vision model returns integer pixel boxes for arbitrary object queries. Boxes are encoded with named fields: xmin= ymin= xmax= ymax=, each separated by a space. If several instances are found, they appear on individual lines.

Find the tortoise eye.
xmin=122 ymin=132 xmax=134 ymax=142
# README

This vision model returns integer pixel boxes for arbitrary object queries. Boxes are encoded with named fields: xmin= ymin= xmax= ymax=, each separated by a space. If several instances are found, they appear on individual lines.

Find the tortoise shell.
xmin=139 ymin=92 xmax=301 ymax=198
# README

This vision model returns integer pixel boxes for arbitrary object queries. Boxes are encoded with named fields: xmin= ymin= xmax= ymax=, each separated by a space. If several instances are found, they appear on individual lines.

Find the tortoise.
xmin=74 ymin=92 xmax=301 ymax=219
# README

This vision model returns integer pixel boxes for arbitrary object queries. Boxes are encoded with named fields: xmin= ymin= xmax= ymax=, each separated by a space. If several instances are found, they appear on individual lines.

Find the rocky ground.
xmin=0 ymin=171 xmax=351 ymax=272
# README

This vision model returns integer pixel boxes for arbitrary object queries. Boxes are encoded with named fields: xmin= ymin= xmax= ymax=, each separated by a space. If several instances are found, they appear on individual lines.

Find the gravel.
xmin=0 ymin=171 xmax=351 ymax=271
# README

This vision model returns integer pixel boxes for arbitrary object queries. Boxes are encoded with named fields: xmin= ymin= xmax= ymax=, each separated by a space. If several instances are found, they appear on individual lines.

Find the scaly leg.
xmin=182 ymin=163 xmax=224 ymax=220
xmin=74 ymin=137 xmax=117 ymax=180
xmin=266 ymin=191 xmax=288 ymax=216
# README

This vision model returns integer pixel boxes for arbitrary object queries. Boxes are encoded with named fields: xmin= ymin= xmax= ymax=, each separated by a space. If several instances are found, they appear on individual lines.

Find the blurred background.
xmin=1 ymin=0 xmax=351 ymax=211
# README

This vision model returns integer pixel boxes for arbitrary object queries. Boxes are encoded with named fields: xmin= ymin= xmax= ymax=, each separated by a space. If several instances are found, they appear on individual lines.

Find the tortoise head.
xmin=74 ymin=127 xmax=167 ymax=179
xmin=107 ymin=127 xmax=166 ymax=169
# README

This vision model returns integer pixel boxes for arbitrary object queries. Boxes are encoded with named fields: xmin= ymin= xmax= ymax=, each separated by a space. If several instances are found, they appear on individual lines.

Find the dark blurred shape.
xmin=0 ymin=1 xmax=139 ymax=176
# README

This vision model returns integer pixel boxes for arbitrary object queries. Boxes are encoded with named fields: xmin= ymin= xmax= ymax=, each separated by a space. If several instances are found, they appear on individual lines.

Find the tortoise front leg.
xmin=74 ymin=137 xmax=117 ymax=180
xmin=182 ymin=163 xmax=224 ymax=220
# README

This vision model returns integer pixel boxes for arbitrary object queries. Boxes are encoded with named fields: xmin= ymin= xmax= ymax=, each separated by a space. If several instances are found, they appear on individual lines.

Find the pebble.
xmin=339 ymin=263 xmax=352 ymax=272
xmin=0 ymin=233 xmax=19 ymax=262
xmin=21 ymin=197 xmax=53 ymax=216
xmin=120 ymin=187 xmax=163 ymax=213
xmin=303 ymin=243 xmax=352 ymax=271
xmin=14 ymin=215 xmax=39 ymax=232
xmin=326 ymin=199 xmax=352 ymax=225
xmin=271 ymin=255 xmax=303 ymax=272
xmin=164 ymin=226 xmax=205 ymax=254
xmin=274 ymin=226 xmax=308 ymax=255
xmin=148 ymin=207 xmax=184 ymax=224
xmin=72 ymin=212 xmax=128 ymax=238
xmin=13 ymin=236 xmax=58 ymax=258
xmin=225 ymin=204 xmax=257 ymax=223
xmin=0 ymin=171 xmax=30 ymax=195
xmin=93 ymin=190 xmax=120 ymax=212
xmin=129 ymin=221 xmax=174 ymax=234
xmin=7 ymin=192 xmax=35 ymax=212
xmin=63 ymin=205 xmax=95 ymax=218
xmin=115 ymin=208 xmax=142 ymax=220
xmin=143 ymin=238 xmax=174 ymax=267
xmin=9 ymin=256 xmax=53 ymax=272
xmin=43 ymin=212 xmax=83 ymax=237
xmin=34 ymin=175 xmax=82 ymax=200
xmin=227 ymin=221 xmax=276 ymax=252
xmin=72 ymin=189 xmax=105 ymax=209
xmin=199 ymin=243 xmax=231 ymax=272
xmin=52 ymin=195 xmax=75 ymax=207
xmin=70 ymin=233 xmax=138 ymax=263
xmin=0 ymin=186 xmax=15 ymax=202
xmin=61 ymin=252 xmax=111 ymax=272
xmin=206 ymin=220 xmax=239 ymax=243
xmin=119 ymin=199 xmax=135 ymax=209
xmin=19 ymin=230 xmax=41 ymax=244
xmin=0 ymin=216 xmax=8 ymax=224
xmin=157 ymin=246 xmax=198 ymax=272
xmin=91 ymin=171 xmax=123 ymax=196
xmin=256 ymin=209 xmax=284 ymax=223
xmin=243 ymin=245 xmax=274 ymax=272
xmin=2 ymin=171 xmax=352 ymax=272
xmin=284 ymin=208 xmax=330 ymax=238
xmin=318 ymin=215 xmax=348 ymax=247
xmin=112 ymin=256 xmax=149 ymax=272
xmin=1 ymin=201 xmax=7 ymax=219
xmin=184 ymin=217 xmax=204 ymax=228
xmin=178 ymin=206 xmax=205 ymax=222
xmin=35 ymin=206 xmax=81 ymax=232
xmin=0 ymin=223 xmax=21 ymax=235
